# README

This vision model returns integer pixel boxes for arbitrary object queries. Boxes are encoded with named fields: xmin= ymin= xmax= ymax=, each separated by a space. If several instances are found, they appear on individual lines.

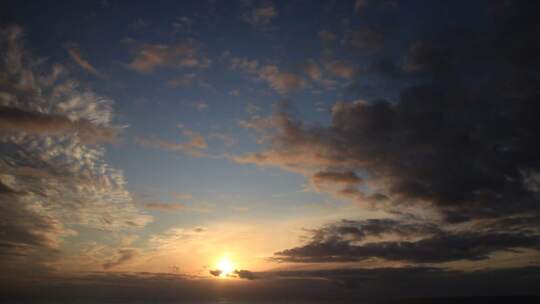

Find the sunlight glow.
xmin=217 ymin=256 xmax=235 ymax=277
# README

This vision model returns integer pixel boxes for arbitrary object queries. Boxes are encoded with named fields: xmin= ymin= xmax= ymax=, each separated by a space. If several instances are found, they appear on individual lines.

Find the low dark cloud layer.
xmin=273 ymin=219 xmax=540 ymax=263
xmin=0 ymin=181 xmax=65 ymax=273
xmin=208 ymin=269 xmax=256 ymax=280
xmin=2 ymin=267 xmax=540 ymax=303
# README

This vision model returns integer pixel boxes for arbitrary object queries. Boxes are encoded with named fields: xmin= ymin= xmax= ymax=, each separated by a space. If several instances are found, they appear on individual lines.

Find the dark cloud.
xmin=126 ymin=40 xmax=211 ymax=73
xmin=270 ymin=266 xmax=540 ymax=299
xmin=312 ymin=171 xmax=363 ymax=186
xmin=0 ymin=179 xmax=67 ymax=274
xmin=274 ymin=220 xmax=540 ymax=263
xmin=2 ymin=268 xmax=539 ymax=303
xmin=208 ymin=269 xmax=256 ymax=280
xmin=237 ymin=1 xmax=540 ymax=226
xmin=312 ymin=219 xmax=441 ymax=242
xmin=366 ymin=58 xmax=404 ymax=79
xmin=103 ymin=249 xmax=139 ymax=270
xmin=273 ymin=219 xmax=539 ymax=263
xmin=346 ymin=27 xmax=384 ymax=53
xmin=234 ymin=269 xmax=256 ymax=280
xmin=0 ymin=105 xmax=120 ymax=144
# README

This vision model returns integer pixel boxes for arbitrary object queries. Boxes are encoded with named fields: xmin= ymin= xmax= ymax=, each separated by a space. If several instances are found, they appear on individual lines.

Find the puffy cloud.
xmin=236 ymin=89 xmax=540 ymax=222
xmin=232 ymin=56 xmax=352 ymax=93
xmin=306 ymin=58 xmax=364 ymax=92
xmin=0 ymin=25 xmax=151 ymax=276
xmin=127 ymin=40 xmax=211 ymax=73
xmin=230 ymin=56 xmax=259 ymax=73
xmin=136 ymin=128 xmax=208 ymax=157
xmin=324 ymin=60 xmax=356 ymax=79
xmin=241 ymin=3 xmax=278 ymax=27
xmin=237 ymin=1 xmax=540 ymax=268
xmin=258 ymin=65 xmax=305 ymax=94
xmin=235 ymin=3 xmax=540 ymax=221
xmin=304 ymin=60 xmax=323 ymax=82
xmin=231 ymin=56 xmax=305 ymax=94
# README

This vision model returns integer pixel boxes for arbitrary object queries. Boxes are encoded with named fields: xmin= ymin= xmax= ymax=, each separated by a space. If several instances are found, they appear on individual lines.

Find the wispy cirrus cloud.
xmin=103 ymin=249 xmax=139 ymax=270
xmin=143 ymin=202 xmax=187 ymax=211
xmin=241 ymin=2 xmax=278 ymax=27
xmin=0 ymin=25 xmax=151 ymax=276
xmin=136 ymin=127 xmax=208 ymax=157
xmin=65 ymin=43 xmax=103 ymax=77
xmin=166 ymin=73 xmax=197 ymax=87
xmin=127 ymin=40 xmax=211 ymax=73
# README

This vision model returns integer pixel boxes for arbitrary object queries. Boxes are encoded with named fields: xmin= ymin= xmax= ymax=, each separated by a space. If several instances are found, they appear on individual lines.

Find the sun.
xmin=217 ymin=256 xmax=235 ymax=277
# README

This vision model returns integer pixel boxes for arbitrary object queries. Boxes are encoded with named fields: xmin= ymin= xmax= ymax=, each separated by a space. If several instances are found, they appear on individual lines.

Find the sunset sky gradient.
xmin=1 ymin=0 xmax=540 ymax=302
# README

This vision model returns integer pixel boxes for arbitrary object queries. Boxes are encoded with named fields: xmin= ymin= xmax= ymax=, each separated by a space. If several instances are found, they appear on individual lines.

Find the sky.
xmin=1 ymin=0 xmax=540 ymax=302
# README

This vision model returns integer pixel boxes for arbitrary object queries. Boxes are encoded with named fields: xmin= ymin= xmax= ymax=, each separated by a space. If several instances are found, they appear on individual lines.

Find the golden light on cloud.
xmin=217 ymin=255 xmax=235 ymax=278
